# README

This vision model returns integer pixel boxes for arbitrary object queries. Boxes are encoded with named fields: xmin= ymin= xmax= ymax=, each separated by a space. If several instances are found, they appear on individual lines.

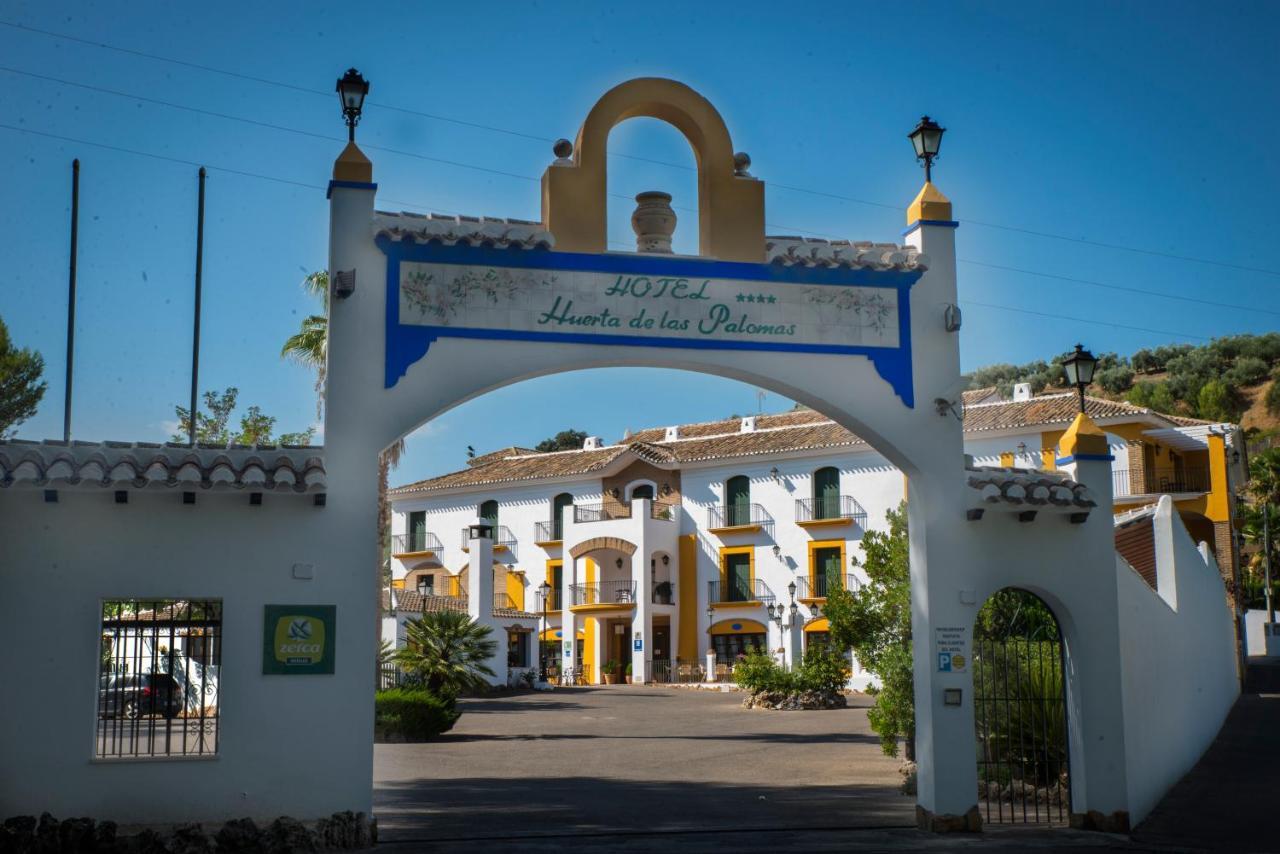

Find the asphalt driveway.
xmin=374 ymin=685 xmax=915 ymax=846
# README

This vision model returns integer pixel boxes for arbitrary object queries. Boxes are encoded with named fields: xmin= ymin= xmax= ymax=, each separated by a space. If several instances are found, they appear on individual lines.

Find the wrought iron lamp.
xmin=336 ymin=69 xmax=369 ymax=142
xmin=908 ymin=116 xmax=946 ymax=182
xmin=1062 ymin=344 xmax=1098 ymax=414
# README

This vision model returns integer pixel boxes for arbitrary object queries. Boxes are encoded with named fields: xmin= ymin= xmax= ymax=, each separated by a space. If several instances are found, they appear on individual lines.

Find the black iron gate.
xmin=973 ymin=590 xmax=1070 ymax=825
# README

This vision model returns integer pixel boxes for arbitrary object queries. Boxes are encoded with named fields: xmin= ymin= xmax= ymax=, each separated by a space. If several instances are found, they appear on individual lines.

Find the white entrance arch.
xmin=321 ymin=78 xmax=1134 ymax=831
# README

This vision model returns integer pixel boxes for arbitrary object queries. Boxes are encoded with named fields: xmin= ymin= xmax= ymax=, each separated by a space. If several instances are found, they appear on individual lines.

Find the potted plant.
xmin=653 ymin=580 xmax=673 ymax=604
xmin=603 ymin=659 xmax=621 ymax=685
xmin=624 ymin=661 xmax=633 ymax=684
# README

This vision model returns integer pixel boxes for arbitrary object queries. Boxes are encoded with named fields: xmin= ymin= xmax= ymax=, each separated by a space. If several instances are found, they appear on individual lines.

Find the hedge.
xmin=374 ymin=688 xmax=460 ymax=741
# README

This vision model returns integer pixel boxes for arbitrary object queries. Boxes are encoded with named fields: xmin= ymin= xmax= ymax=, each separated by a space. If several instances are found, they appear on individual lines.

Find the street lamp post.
xmin=1062 ymin=343 xmax=1099 ymax=414
xmin=908 ymin=116 xmax=946 ymax=183
xmin=336 ymin=68 xmax=370 ymax=142
xmin=538 ymin=580 xmax=551 ymax=683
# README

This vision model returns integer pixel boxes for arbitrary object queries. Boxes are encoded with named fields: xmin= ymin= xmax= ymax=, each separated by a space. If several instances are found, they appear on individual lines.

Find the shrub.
xmin=1225 ymin=356 xmax=1269 ymax=387
xmin=794 ymin=647 xmax=850 ymax=694
xmin=395 ymin=610 xmax=496 ymax=698
xmin=374 ymin=688 xmax=459 ymax=741
xmin=732 ymin=649 xmax=794 ymax=693
xmin=1095 ymin=365 xmax=1134 ymax=395
xmin=1267 ymin=380 xmax=1280 ymax=418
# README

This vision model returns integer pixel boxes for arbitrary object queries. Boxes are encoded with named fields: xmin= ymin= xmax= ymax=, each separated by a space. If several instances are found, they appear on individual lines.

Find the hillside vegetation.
xmin=969 ymin=333 xmax=1280 ymax=434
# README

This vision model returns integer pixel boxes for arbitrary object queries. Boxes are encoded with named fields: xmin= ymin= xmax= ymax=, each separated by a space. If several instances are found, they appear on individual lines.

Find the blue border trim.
xmin=377 ymin=239 xmax=923 ymax=408
xmin=327 ymin=180 xmax=377 ymax=199
xmin=1055 ymin=453 xmax=1116 ymax=465
xmin=903 ymin=219 xmax=960 ymax=237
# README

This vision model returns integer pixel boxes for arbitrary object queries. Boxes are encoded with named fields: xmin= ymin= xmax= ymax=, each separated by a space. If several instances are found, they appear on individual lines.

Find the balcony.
xmin=650 ymin=501 xmax=676 ymax=521
xmin=493 ymin=592 xmax=519 ymax=612
xmin=392 ymin=531 xmax=443 ymax=558
xmin=574 ymin=503 xmax=630 ymax=523
xmin=569 ymin=580 xmax=637 ymax=612
xmin=795 ymin=496 xmax=867 ymax=529
xmin=1112 ymin=467 xmax=1211 ymax=498
xmin=535 ymin=590 xmax=562 ymax=612
xmin=534 ymin=520 xmax=563 ymax=545
xmin=707 ymin=504 xmax=772 ymax=534
xmin=459 ymin=525 xmax=517 ymax=552
xmin=708 ymin=578 xmax=776 ymax=607
xmin=651 ymin=580 xmax=676 ymax=605
xmin=795 ymin=573 xmax=862 ymax=602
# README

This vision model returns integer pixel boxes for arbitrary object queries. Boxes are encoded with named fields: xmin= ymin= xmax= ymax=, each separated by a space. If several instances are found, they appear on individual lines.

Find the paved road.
xmin=375 ymin=685 xmax=916 ymax=846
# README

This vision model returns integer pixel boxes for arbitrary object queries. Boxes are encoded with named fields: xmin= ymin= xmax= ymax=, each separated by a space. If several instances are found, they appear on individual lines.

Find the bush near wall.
xmin=734 ymin=648 xmax=849 ymax=710
xmin=374 ymin=688 xmax=459 ymax=742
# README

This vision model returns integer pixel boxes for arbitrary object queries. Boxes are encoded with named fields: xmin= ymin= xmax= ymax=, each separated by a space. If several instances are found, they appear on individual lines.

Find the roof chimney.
xmin=1012 ymin=383 xmax=1032 ymax=402
xmin=582 ymin=436 xmax=603 ymax=450
xmin=664 ymin=426 xmax=680 ymax=442
xmin=740 ymin=416 xmax=757 ymax=433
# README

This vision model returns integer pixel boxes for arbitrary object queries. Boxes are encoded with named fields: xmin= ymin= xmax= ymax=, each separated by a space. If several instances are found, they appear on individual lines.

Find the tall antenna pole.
xmin=63 ymin=159 xmax=80 ymax=443
xmin=189 ymin=167 xmax=206 ymax=446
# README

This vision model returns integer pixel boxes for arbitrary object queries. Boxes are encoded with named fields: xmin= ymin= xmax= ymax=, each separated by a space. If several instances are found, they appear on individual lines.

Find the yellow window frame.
xmin=719 ymin=545 xmax=755 ymax=597
xmin=806 ymin=539 xmax=846 ymax=598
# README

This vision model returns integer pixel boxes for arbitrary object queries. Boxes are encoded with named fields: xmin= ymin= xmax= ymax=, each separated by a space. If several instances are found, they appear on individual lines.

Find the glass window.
xmin=98 ymin=599 xmax=221 ymax=759
xmin=713 ymin=633 xmax=767 ymax=664
xmin=724 ymin=552 xmax=752 ymax=601
xmin=508 ymin=630 xmax=530 ymax=668
xmin=630 ymin=483 xmax=654 ymax=500
xmin=806 ymin=631 xmax=831 ymax=652
xmin=726 ymin=475 xmax=751 ymax=526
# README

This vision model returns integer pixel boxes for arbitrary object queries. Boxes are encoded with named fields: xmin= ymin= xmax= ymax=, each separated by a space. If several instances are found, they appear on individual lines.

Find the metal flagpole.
xmin=189 ymin=167 xmax=206 ymax=446
xmin=63 ymin=159 xmax=79 ymax=443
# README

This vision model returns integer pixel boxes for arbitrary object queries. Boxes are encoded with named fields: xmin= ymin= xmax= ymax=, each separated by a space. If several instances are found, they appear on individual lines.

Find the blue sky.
xmin=1 ymin=2 xmax=1277 ymax=483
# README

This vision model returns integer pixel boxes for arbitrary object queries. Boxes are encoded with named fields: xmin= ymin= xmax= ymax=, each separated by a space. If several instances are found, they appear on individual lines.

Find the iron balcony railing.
xmin=493 ymin=592 xmax=517 ymax=611
xmin=708 ymin=578 xmax=776 ymax=604
xmin=707 ymin=503 xmax=772 ymax=529
xmin=536 ymin=589 xmax=562 ymax=611
xmin=570 ymin=580 xmax=637 ymax=606
xmin=1112 ymin=467 xmax=1210 ymax=497
xmin=459 ymin=525 xmax=517 ymax=549
xmin=651 ymin=580 xmax=676 ymax=605
xmin=573 ymin=503 xmax=631 ymax=523
xmin=535 ymin=520 xmax=562 ymax=542
xmin=650 ymin=501 xmax=676 ymax=521
xmin=795 ymin=495 xmax=868 ymax=526
xmin=795 ymin=573 xmax=862 ymax=599
xmin=392 ymin=531 xmax=443 ymax=554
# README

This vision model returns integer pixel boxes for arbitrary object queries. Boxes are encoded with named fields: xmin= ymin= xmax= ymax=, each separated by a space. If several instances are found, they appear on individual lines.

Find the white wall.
xmin=1116 ymin=496 xmax=1240 ymax=823
xmin=1244 ymin=609 xmax=1278 ymax=657
xmin=0 ymin=489 xmax=373 ymax=825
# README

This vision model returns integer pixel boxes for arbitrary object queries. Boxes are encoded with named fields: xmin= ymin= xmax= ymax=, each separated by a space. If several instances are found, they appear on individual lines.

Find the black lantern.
xmin=1062 ymin=344 xmax=1098 ymax=414
xmin=468 ymin=518 xmax=494 ymax=541
xmin=336 ymin=68 xmax=369 ymax=142
xmin=908 ymin=115 xmax=946 ymax=183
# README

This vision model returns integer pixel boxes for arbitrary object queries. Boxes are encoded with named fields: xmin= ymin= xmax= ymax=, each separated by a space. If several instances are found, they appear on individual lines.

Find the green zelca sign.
xmin=262 ymin=605 xmax=336 ymax=675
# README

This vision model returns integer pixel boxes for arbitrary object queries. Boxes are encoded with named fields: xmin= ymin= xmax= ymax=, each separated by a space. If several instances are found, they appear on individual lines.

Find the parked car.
xmin=98 ymin=673 xmax=185 ymax=720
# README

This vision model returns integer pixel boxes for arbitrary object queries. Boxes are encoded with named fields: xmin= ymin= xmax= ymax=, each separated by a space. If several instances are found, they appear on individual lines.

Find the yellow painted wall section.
xmin=584 ymin=616 xmax=597 ymax=684
xmin=506 ymin=571 xmax=524 ymax=610
xmin=678 ymin=534 xmax=699 ymax=663
xmin=1205 ymin=434 xmax=1230 ymax=523
xmin=585 ymin=558 xmax=596 ymax=585
xmin=999 ymin=452 xmax=1014 ymax=467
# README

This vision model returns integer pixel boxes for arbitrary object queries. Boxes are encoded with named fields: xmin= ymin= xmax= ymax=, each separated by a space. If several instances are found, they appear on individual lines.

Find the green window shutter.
xmin=479 ymin=499 xmax=499 ymax=527
xmin=409 ymin=511 xmax=426 ymax=551
xmin=726 ymin=553 xmax=751 ymax=600
xmin=814 ymin=467 xmax=840 ymax=518
xmin=726 ymin=475 xmax=750 ymax=525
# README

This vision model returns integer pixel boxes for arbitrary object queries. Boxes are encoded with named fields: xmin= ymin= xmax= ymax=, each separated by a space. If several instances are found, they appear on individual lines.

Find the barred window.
xmin=97 ymin=600 xmax=221 ymax=759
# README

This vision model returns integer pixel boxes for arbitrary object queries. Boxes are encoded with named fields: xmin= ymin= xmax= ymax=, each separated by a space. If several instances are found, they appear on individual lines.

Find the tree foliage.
xmin=822 ymin=502 xmax=914 ymax=757
xmin=394 ymin=611 xmax=497 ymax=698
xmin=0 ymin=314 xmax=47 ymax=437
xmin=535 ymin=429 xmax=589 ymax=453
xmin=171 ymin=387 xmax=315 ymax=445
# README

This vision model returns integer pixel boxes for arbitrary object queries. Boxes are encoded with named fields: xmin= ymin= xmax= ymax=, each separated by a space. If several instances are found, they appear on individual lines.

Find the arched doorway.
xmin=973 ymin=588 xmax=1070 ymax=825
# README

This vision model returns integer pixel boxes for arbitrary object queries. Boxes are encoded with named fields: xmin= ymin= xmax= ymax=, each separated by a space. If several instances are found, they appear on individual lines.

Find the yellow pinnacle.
xmin=906 ymin=181 xmax=952 ymax=225
xmin=333 ymin=142 xmax=372 ymax=183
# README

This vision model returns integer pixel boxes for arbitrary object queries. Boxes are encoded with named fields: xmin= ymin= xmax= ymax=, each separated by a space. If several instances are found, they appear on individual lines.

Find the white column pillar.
xmin=561 ymin=555 xmax=577 ymax=678
xmin=467 ymin=523 xmax=506 ymax=686
xmin=631 ymin=499 xmax=650 ymax=684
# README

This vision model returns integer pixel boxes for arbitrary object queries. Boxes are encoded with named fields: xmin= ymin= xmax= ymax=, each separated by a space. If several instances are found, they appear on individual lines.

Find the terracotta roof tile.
xmin=381 ymin=589 xmax=534 ymax=620
xmin=960 ymin=393 xmax=1166 ymax=434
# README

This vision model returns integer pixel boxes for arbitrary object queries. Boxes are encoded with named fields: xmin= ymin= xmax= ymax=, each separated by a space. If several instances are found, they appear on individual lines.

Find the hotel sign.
xmin=378 ymin=241 xmax=923 ymax=406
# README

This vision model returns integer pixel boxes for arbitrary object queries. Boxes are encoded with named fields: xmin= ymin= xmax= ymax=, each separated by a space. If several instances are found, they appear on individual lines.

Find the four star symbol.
xmin=735 ymin=293 xmax=779 ymax=304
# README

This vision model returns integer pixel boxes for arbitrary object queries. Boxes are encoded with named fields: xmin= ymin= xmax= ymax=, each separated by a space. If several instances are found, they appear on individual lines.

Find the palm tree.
xmin=395 ymin=611 xmax=497 ymax=697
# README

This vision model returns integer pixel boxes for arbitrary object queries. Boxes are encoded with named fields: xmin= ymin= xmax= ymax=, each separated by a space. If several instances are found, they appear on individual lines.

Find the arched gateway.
xmin=1 ymin=77 xmax=1236 ymax=838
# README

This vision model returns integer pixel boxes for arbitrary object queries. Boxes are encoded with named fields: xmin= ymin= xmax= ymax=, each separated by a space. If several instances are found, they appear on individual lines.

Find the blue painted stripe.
xmin=378 ymin=237 xmax=918 ymax=408
xmin=902 ymin=219 xmax=960 ymax=237
xmin=327 ymin=180 xmax=377 ymax=199
xmin=1055 ymin=453 xmax=1116 ymax=465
